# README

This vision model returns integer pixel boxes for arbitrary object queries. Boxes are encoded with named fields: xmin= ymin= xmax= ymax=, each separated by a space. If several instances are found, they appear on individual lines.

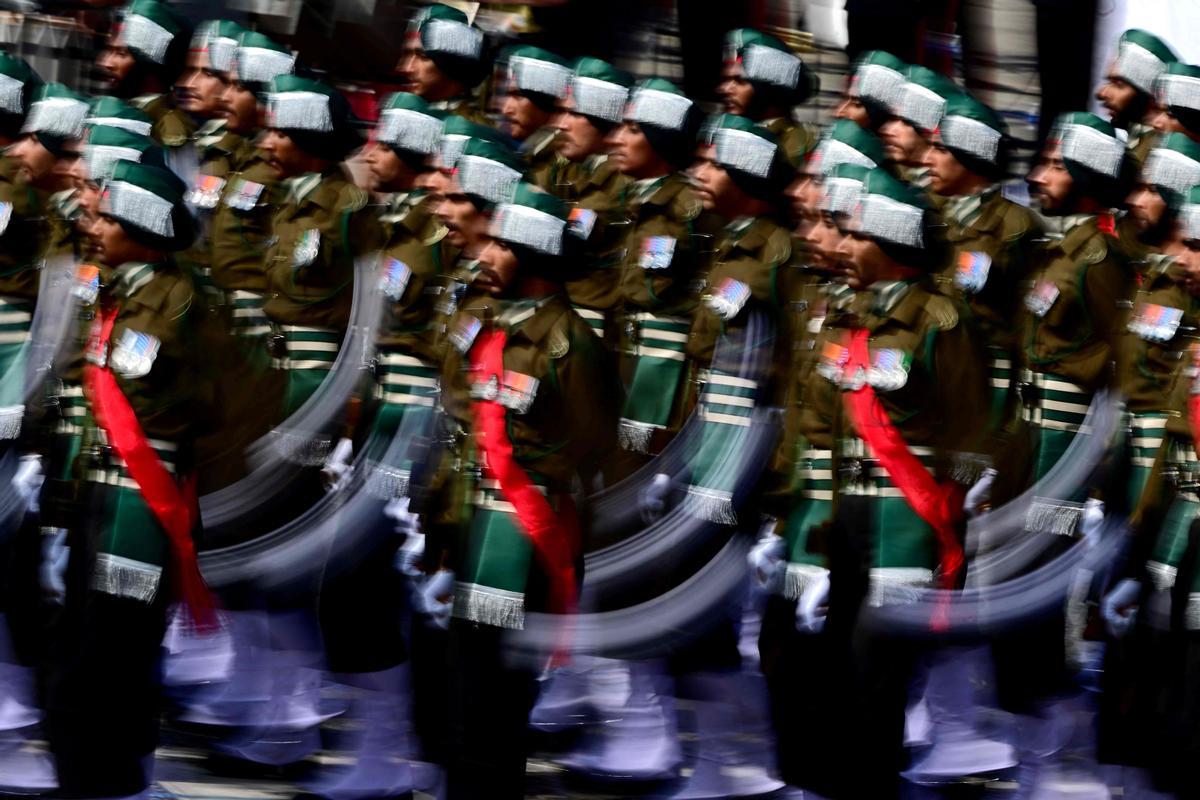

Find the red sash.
xmin=470 ymin=328 xmax=578 ymax=617
xmin=83 ymin=303 xmax=216 ymax=630
xmin=841 ymin=328 xmax=965 ymax=589
xmin=1190 ymin=393 xmax=1200 ymax=463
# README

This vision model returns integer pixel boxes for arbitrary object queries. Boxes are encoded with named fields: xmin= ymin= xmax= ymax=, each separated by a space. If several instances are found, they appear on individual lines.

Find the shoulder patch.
xmin=764 ymin=227 xmax=792 ymax=267
xmin=423 ymin=224 xmax=449 ymax=247
xmin=547 ymin=325 xmax=570 ymax=359
xmin=673 ymin=188 xmax=702 ymax=222
xmin=341 ymin=184 xmax=369 ymax=213
xmin=924 ymin=294 xmax=959 ymax=331
xmin=1080 ymin=234 xmax=1109 ymax=265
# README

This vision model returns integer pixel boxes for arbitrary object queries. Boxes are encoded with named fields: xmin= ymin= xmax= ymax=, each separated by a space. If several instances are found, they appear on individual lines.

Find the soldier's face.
xmin=805 ymin=212 xmax=846 ymax=274
xmin=10 ymin=134 xmax=58 ymax=187
xmin=365 ymin=142 xmax=419 ymax=192
xmin=1027 ymin=143 xmax=1073 ymax=213
xmin=925 ymin=141 xmax=970 ymax=195
xmin=608 ymin=122 xmax=663 ymax=180
xmin=1152 ymin=107 xmax=1191 ymax=138
xmin=834 ymin=96 xmax=871 ymax=130
xmin=838 ymin=232 xmax=889 ymax=289
xmin=1096 ymin=65 xmax=1138 ymax=123
xmin=97 ymin=36 xmax=136 ymax=93
xmin=879 ymin=118 xmax=926 ymax=166
xmin=1126 ymin=183 xmax=1167 ymax=232
xmin=786 ymin=173 xmax=819 ymax=225
xmin=259 ymin=129 xmax=304 ymax=178
xmin=501 ymin=92 xmax=550 ymax=142
xmin=92 ymin=214 xmax=153 ymax=266
xmin=398 ymin=41 xmax=456 ymax=102
xmin=436 ymin=179 xmax=488 ymax=252
xmin=221 ymin=81 xmax=259 ymax=135
xmin=1177 ymin=239 xmax=1200 ymax=296
xmin=717 ymin=62 xmax=754 ymax=116
xmin=553 ymin=101 xmax=605 ymax=161
xmin=689 ymin=145 xmax=734 ymax=214
xmin=476 ymin=238 xmax=519 ymax=296
xmin=178 ymin=50 xmax=229 ymax=118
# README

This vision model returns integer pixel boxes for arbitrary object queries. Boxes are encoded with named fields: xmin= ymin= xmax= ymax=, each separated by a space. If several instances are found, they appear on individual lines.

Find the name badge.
xmin=293 ymin=229 xmax=320 ymax=268
xmin=1024 ymin=280 xmax=1059 ymax=317
xmin=380 ymin=257 xmax=413 ymax=301
xmin=954 ymin=251 xmax=991 ymax=294
xmin=1128 ymin=302 xmax=1183 ymax=343
xmin=639 ymin=236 xmax=676 ymax=270
xmin=109 ymin=328 xmax=160 ymax=379
xmin=500 ymin=370 xmax=539 ymax=414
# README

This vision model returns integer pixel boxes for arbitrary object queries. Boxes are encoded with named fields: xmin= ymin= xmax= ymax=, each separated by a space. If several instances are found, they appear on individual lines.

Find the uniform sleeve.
xmin=934 ymin=313 xmax=991 ymax=461
xmin=1085 ymin=253 xmax=1135 ymax=390
xmin=558 ymin=320 xmax=622 ymax=480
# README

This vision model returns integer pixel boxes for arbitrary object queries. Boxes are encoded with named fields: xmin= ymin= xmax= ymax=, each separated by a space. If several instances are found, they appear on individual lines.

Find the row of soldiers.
xmin=0 ymin=1 xmax=1199 ymax=797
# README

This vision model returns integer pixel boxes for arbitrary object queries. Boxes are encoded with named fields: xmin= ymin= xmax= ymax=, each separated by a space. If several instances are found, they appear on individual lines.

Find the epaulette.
xmin=923 ymin=293 xmax=959 ymax=331
xmin=423 ymin=224 xmax=449 ymax=247
xmin=763 ymin=225 xmax=792 ymax=268
xmin=1079 ymin=230 xmax=1110 ymax=265
xmin=338 ymin=183 xmax=369 ymax=213
xmin=671 ymin=183 xmax=702 ymax=223
xmin=547 ymin=323 xmax=570 ymax=359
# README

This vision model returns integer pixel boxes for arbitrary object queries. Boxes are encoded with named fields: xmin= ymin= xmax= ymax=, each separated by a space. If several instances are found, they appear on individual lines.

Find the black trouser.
xmin=446 ymin=621 xmax=538 ymax=800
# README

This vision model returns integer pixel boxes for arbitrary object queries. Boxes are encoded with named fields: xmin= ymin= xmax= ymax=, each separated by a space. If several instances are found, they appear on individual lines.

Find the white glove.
xmin=1101 ymin=578 xmax=1141 ymax=638
xmin=321 ymin=437 xmax=354 ymax=491
xmin=639 ymin=473 xmax=672 ymax=524
xmin=963 ymin=467 xmax=997 ymax=518
xmin=1079 ymin=498 xmax=1105 ymax=548
xmin=40 ymin=527 xmax=68 ymax=601
xmin=12 ymin=454 xmax=43 ymax=514
xmin=796 ymin=568 xmax=830 ymax=634
xmin=416 ymin=570 xmax=455 ymax=629
xmin=748 ymin=533 xmax=787 ymax=594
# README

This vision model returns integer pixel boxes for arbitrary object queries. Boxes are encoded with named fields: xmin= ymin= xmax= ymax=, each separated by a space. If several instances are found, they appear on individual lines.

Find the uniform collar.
xmin=868 ymin=279 xmax=915 ymax=317
xmin=283 ymin=171 xmax=323 ymax=205
xmin=583 ymin=153 xmax=607 ymax=175
xmin=131 ymin=93 xmax=164 ymax=109
xmin=630 ymin=175 xmax=668 ymax=205
xmin=195 ymin=117 xmax=228 ymax=147
xmin=943 ymin=185 xmax=998 ymax=229
xmin=112 ymin=261 xmax=157 ymax=299
xmin=49 ymin=188 xmax=82 ymax=223
xmin=498 ymin=295 xmax=559 ymax=340
xmin=1040 ymin=212 xmax=1093 ymax=242
xmin=825 ymin=281 xmax=856 ymax=309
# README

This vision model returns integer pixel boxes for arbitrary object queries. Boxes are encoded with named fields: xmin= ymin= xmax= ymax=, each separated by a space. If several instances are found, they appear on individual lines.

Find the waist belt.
xmin=987 ymin=346 xmax=1012 ymax=391
xmin=228 ymin=290 xmax=270 ymax=337
xmin=1019 ymin=370 xmax=1092 ymax=432
xmin=0 ymin=296 xmax=33 ymax=344
xmin=837 ymin=436 xmax=936 ymax=497
xmin=696 ymin=369 xmax=757 ymax=428
xmin=796 ymin=447 xmax=834 ymax=501
xmin=85 ymin=428 xmax=179 ymax=491
xmin=272 ymin=324 xmax=340 ymax=370
xmin=374 ymin=350 xmax=438 ymax=407
xmin=623 ymin=312 xmax=690 ymax=360
xmin=572 ymin=305 xmax=605 ymax=339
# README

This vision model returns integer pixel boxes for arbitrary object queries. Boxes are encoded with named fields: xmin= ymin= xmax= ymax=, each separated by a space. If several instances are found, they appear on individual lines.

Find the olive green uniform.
xmin=933 ymin=187 xmax=1040 ymax=426
xmin=614 ymin=173 xmax=705 ymax=454
xmin=555 ymin=154 xmax=630 ymax=343
xmin=521 ymin=125 xmax=572 ymax=194
xmin=131 ymin=92 xmax=195 ymax=149
xmin=1017 ymin=215 xmax=1133 ymax=482
xmin=762 ymin=116 xmax=818 ymax=168
xmin=262 ymin=168 xmax=382 ymax=417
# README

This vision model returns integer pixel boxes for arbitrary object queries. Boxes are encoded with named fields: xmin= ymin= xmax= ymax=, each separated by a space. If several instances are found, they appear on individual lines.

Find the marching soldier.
xmin=1096 ymin=29 xmax=1178 ymax=167
xmin=259 ymin=75 xmax=381 ymax=418
xmin=46 ymin=159 xmax=210 ymax=800
xmin=398 ymin=3 xmax=490 ymax=125
xmin=433 ymin=182 xmax=620 ymax=799
xmin=1152 ymin=61 xmax=1200 ymax=142
xmin=925 ymin=92 xmax=1038 ymax=428
xmin=497 ymin=45 xmax=573 ymax=192
xmin=608 ymin=77 xmax=705 ymax=461
xmin=719 ymin=28 xmax=820 ymax=167
xmin=802 ymin=167 xmax=989 ymax=797
xmin=550 ymin=56 xmax=633 ymax=343
xmin=95 ymin=0 xmax=194 ymax=152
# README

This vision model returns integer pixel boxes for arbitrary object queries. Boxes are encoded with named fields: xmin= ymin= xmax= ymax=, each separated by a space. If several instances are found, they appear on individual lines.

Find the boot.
xmin=558 ymin=659 xmax=680 ymax=781
xmin=302 ymin=664 xmax=416 ymax=800
xmin=905 ymin=647 xmax=1016 ymax=783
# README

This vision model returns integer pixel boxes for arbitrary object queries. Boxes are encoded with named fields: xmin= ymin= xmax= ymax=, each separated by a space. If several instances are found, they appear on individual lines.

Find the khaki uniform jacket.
xmin=1021 ymin=216 xmax=1134 ymax=392
xmin=209 ymin=142 xmax=281 ymax=293
xmin=0 ymin=157 xmax=48 ymax=301
xmin=262 ymin=169 xmax=383 ymax=330
xmin=762 ymin=116 xmax=818 ymax=168
xmin=132 ymin=92 xmax=195 ymax=149
xmin=523 ymin=126 xmax=572 ymax=194
xmin=616 ymin=172 xmax=705 ymax=317
xmin=559 ymin=156 xmax=630 ymax=317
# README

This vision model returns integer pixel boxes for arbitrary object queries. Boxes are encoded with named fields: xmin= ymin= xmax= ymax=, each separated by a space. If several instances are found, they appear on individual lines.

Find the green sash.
xmin=1020 ymin=370 xmax=1092 ymax=483
xmin=454 ymin=477 xmax=551 ymax=630
xmin=685 ymin=369 xmax=757 ymax=524
xmin=0 ymin=297 xmax=32 ymax=439
xmin=277 ymin=324 xmax=341 ymax=417
xmin=619 ymin=313 xmax=691 ymax=453
xmin=1125 ymin=412 xmax=1168 ymax=513
xmin=781 ymin=445 xmax=833 ymax=599
xmin=229 ymin=289 xmax=271 ymax=339
xmin=365 ymin=350 xmax=439 ymax=499
xmin=985 ymin=345 xmax=1012 ymax=429
xmin=571 ymin=305 xmax=606 ymax=340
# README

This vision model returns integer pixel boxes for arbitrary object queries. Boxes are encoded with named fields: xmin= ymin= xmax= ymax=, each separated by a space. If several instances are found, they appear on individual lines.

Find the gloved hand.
xmin=963 ymin=467 xmax=997 ymax=518
xmin=12 ymin=454 xmax=43 ymax=514
xmin=748 ymin=533 xmax=787 ymax=594
xmin=321 ymin=437 xmax=354 ymax=491
xmin=1101 ymin=578 xmax=1141 ymax=638
xmin=1079 ymin=498 xmax=1105 ymax=548
xmin=416 ymin=570 xmax=455 ymax=629
xmin=796 ymin=568 xmax=830 ymax=634
xmin=40 ymin=527 xmax=68 ymax=602
xmin=639 ymin=473 xmax=673 ymax=524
